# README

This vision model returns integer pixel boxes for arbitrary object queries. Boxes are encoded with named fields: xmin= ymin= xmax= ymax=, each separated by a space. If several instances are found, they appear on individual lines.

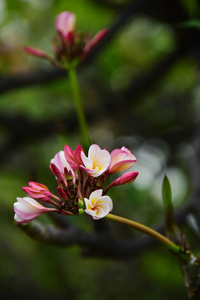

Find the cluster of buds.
xmin=14 ymin=144 xmax=138 ymax=223
xmin=24 ymin=11 xmax=107 ymax=68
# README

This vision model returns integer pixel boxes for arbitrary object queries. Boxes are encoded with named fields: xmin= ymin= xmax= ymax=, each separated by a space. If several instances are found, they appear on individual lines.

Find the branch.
xmin=0 ymin=0 xmax=189 ymax=95
xmin=17 ymin=218 xmax=161 ymax=258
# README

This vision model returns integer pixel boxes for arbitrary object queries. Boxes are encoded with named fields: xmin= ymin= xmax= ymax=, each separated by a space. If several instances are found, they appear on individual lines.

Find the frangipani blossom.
xmin=14 ymin=197 xmax=56 ymax=224
xmin=14 ymin=143 xmax=138 ymax=220
xmin=84 ymin=189 xmax=113 ymax=219
xmin=22 ymin=182 xmax=51 ymax=201
xmin=109 ymin=147 xmax=137 ymax=174
xmin=81 ymin=144 xmax=111 ymax=177
xmin=50 ymin=150 xmax=74 ymax=176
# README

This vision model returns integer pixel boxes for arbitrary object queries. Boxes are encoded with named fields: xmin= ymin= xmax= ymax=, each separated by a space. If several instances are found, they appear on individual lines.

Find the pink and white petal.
xmin=22 ymin=197 xmax=44 ymax=209
xmin=14 ymin=205 xmax=41 ymax=220
xmin=111 ymin=148 xmax=136 ymax=165
xmin=14 ymin=214 xmax=25 ymax=223
xmin=55 ymin=12 xmax=76 ymax=38
xmin=14 ymin=213 xmax=35 ymax=224
xmin=14 ymin=201 xmax=38 ymax=214
xmin=51 ymin=151 xmax=72 ymax=174
xmin=28 ymin=182 xmax=48 ymax=190
xmin=59 ymin=151 xmax=72 ymax=171
xmin=110 ymin=160 xmax=136 ymax=173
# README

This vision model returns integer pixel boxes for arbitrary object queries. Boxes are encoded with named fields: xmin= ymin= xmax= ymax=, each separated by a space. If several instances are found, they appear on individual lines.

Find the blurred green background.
xmin=0 ymin=0 xmax=200 ymax=299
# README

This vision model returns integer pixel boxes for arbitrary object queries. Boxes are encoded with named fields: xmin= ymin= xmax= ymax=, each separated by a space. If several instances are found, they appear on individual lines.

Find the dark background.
xmin=1 ymin=0 xmax=200 ymax=299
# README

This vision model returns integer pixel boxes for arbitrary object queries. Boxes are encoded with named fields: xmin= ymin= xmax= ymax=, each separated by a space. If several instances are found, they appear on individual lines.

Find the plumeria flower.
xmin=24 ymin=11 xmax=108 ymax=67
xmin=14 ymin=197 xmax=57 ymax=224
xmin=14 ymin=144 xmax=138 ymax=222
xmin=109 ymin=147 xmax=137 ymax=174
xmin=84 ymin=189 xmax=113 ymax=219
xmin=50 ymin=150 xmax=76 ymax=183
xmin=81 ymin=144 xmax=111 ymax=177
xmin=22 ymin=182 xmax=52 ymax=201
xmin=50 ymin=150 xmax=73 ymax=174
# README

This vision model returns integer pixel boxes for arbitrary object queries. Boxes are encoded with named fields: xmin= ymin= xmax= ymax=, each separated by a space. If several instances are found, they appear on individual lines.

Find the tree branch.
xmin=0 ymin=0 xmax=189 ymax=95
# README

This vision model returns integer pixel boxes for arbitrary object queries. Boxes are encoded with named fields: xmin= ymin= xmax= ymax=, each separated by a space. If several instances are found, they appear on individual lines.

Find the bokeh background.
xmin=1 ymin=0 xmax=200 ymax=299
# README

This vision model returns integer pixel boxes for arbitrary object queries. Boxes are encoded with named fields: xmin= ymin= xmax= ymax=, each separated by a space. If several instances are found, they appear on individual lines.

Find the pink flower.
xmin=81 ymin=144 xmax=111 ymax=177
xmin=24 ymin=11 xmax=107 ymax=67
xmin=22 ymin=181 xmax=52 ymax=201
xmin=109 ymin=147 xmax=137 ymax=174
xmin=14 ymin=197 xmax=56 ymax=223
xmin=84 ymin=189 xmax=113 ymax=219
xmin=64 ymin=145 xmax=83 ymax=170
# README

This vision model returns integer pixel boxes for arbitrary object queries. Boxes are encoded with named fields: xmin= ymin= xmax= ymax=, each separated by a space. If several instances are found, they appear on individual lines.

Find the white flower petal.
xmin=81 ymin=152 xmax=93 ymax=169
xmin=89 ymin=189 xmax=103 ymax=201
xmin=14 ymin=214 xmax=25 ymax=223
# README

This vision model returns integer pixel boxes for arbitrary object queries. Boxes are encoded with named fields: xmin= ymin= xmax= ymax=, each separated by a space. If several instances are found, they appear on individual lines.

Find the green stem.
xmin=106 ymin=213 xmax=181 ymax=255
xmin=68 ymin=67 xmax=90 ymax=150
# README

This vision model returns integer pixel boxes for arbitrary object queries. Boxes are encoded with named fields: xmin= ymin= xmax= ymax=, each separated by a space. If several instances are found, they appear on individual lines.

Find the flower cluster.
xmin=14 ymin=144 xmax=138 ymax=223
xmin=24 ymin=11 xmax=107 ymax=68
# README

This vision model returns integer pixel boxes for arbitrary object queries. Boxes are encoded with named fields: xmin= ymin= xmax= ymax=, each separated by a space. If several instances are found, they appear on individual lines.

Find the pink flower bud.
xmin=23 ymin=46 xmax=50 ymax=59
xmin=111 ymin=172 xmax=138 ymax=187
xmin=55 ymin=11 xmax=76 ymax=43
xmin=83 ymin=29 xmax=108 ymax=57
xmin=64 ymin=145 xmax=84 ymax=170
xmin=57 ymin=186 xmax=68 ymax=201
xmin=22 ymin=181 xmax=51 ymax=201
xmin=109 ymin=147 xmax=137 ymax=174
xmin=14 ymin=197 xmax=56 ymax=223
xmin=84 ymin=189 xmax=113 ymax=219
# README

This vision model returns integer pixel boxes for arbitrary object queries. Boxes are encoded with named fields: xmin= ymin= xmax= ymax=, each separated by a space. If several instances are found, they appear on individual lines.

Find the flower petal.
xmin=83 ymin=29 xmax=108 ymax=57
xmin=109 ymin=147 xmax=136 ymax=173
xmin=55 ymin=11 xmax=76 ymax=40
xmin=84 ymin=189 xmax=113 ymax=219
xmin=23 ymin=46 xmax=50 ymax=59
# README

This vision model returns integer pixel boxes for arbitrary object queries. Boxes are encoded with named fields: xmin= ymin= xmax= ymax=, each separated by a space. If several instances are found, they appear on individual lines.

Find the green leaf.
xmin=179 ymin=19 xmax=200 ymax=29
xmin=162 ymin=175 xmax=172 ymax=210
